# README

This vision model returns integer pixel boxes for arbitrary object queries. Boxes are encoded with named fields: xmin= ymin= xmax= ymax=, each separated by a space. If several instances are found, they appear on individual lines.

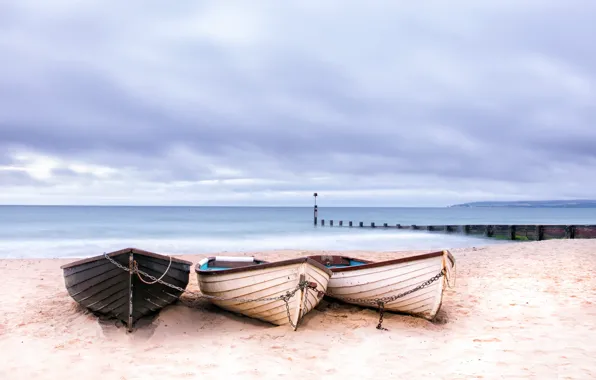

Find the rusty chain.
xmin=326 ymin=269 xmax=446 ymax=330
xmin=324 ymin=269 xmax=445 ymax=306
xmin=376 ymin=301 xmax=387 ymax=331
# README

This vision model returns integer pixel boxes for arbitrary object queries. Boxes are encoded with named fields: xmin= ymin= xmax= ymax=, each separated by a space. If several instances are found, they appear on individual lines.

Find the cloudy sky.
xmin=1 ymin=1 xmax=595 ymax=206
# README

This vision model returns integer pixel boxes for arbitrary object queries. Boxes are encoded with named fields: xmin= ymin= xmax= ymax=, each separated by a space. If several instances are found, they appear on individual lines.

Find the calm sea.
xmin=0 ymin=206 xmax=594 ymax=259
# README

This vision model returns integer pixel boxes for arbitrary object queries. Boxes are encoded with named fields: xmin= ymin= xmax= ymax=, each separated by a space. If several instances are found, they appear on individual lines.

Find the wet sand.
xmin=1 ymin=239 xmax=595 ymax=379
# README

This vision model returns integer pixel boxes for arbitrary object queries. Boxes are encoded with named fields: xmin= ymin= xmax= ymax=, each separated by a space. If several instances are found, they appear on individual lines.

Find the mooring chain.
xmin=325 ymin=269 xmax=445 ymax=306
xmin=326 ymin=269 xmax=446 ymax=330
xmin=376 ymin=301 xmax=387 ymax=331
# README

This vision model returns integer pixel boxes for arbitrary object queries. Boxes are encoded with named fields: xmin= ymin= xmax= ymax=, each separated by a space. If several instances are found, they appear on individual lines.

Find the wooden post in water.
xmin=321 ymin=219 xmax=325 ymax=226
xmin=383 ymin=223 xmax=388 ymax=228
xmin=339 ymin=220 xmax=343 ymax=226
xmin=412 ymin=225 xmax=418 ymax=230
xmin=396 ymin=224 xmax=401 ymax=229
xmin=565 ymin=225 xmax=576 ymax=239
xmin=485 ymin=225 xmax=494 ymax=238
xmin=371 ymin=222 xmax=375 ymax=228
xmin=359 ymin=222 xmax=363 ymax=227
xmin=349 ymin=221 xmax=353 ymax=227
xmin=313 ymin=193 xmax=318 ymax=226
xmin=330 ymin=220 xmax=334 ymax=226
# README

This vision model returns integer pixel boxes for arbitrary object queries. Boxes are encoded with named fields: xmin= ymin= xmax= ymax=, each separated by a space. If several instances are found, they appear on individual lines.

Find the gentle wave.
xmin=0 ymin=230 xmax=505 ymax=259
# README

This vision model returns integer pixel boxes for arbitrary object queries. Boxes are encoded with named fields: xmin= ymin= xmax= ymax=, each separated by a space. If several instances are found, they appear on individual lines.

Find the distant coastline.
xmin=449 ymin=200 xmax=596 ymax=208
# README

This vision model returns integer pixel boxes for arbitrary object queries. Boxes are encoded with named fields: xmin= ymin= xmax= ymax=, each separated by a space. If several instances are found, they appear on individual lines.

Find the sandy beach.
xmin=1 ymin=240 xmax=595 ymax=379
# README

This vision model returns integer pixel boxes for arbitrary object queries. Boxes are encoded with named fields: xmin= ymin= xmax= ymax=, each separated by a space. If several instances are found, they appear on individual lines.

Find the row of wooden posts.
xmin=310 ymin=195 xmax=595 ymax=240
xmin=315 ymin=218 xmax=596 ymax=240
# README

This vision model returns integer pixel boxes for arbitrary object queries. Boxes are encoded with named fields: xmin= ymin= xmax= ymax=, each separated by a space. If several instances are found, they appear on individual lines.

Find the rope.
xmin=446 ymin=260 xmax=457 ymax=289
xmin=134 ymin=255 xmax=172 ymax=285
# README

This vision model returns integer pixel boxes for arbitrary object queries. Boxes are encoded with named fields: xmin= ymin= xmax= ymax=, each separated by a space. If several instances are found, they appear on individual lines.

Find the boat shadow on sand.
xmin=90 ymin=294 xmax=279 ymax=340
xmin=89 ymin=296 xmax=449 ymax=340
xmin=179 ymin=292 xmax=289 ymax=329
xmin=316 ymin=298 xmax=451 ymax=327
xmin=94 ymin=307 xmax=159 ymax=339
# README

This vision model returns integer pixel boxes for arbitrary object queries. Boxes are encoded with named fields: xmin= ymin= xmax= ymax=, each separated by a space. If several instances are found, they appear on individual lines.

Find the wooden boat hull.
xmin=196 ymin=257 xmax=332 ymax=330
xmin=61 ymin=248 xmax=192 ymax=330
xmin=309 ymin=250 xmax=455 ymax=321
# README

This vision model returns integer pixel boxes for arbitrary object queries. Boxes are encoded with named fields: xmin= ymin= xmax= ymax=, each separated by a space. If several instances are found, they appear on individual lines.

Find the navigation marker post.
xmin=313 ymin=193 xmax=318 ymax=226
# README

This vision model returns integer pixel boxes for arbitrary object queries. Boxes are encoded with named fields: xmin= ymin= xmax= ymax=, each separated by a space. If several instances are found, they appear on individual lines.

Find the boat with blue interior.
xmin=196 ymin=256 xmax=332 ymax=329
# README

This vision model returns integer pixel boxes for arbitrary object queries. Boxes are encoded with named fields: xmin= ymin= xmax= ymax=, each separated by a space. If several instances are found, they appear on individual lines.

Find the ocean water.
xmin=0 ymin=206 xmax=595 ymax=259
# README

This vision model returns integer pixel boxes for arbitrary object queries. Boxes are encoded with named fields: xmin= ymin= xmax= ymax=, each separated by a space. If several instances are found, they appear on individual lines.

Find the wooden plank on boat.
xmin=310 ymin=251 xmax=455 ymax=321
xmin=128 ymin=251 xmax=134 ymax=332
xmin=196 ymin=257 xmax=332 ymax=329
xmin=295 ymin=273 xmax=306 ymax=331
xmin=61 ymin=248 xmax=191 ymax=331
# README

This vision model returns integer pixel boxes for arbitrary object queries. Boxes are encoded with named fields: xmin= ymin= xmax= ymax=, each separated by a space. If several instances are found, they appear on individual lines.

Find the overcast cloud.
xmin=1 ymin=0 xmax=595 ymax=206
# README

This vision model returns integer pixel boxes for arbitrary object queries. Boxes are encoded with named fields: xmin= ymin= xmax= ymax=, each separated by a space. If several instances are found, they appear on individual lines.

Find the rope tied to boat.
xmin=134 ymin=255 xmax=172 ymax=285
xmin=446 ymin=260 xmax=457 ymax=289
xmin=102 ymin=252 xmax=320 ymax=329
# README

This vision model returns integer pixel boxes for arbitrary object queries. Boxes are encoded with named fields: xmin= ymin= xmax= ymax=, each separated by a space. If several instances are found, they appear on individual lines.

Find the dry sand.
xmin=1 ymin=240 xmax=595 ymax=379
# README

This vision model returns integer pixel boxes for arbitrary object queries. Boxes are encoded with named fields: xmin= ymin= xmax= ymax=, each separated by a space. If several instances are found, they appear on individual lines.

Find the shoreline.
xmin=1 ymin=240 xmax=595 ymax=379
xmin=0 ymin=246 xmax=446 ymax=262
xmin=0 ymin=230 xmax=506 ymax=260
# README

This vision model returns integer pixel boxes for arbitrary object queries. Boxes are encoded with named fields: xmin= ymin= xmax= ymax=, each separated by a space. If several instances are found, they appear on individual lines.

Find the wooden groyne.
xmin=316 ymin=220 xmax=596 ymax=240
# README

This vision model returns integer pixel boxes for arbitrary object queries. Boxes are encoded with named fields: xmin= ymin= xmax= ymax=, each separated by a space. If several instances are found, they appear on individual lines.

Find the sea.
xmin=1 ymin=206 xmax=595 ymax=259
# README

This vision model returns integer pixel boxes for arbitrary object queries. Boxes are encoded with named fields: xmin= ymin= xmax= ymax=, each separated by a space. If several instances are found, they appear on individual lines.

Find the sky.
xmin=1 ymin=1 xmax=595 ymax=207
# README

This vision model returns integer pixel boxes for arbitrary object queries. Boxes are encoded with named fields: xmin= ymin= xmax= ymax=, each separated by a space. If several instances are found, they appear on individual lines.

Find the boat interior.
xmin=197 ymin=256 xmax=269 ymax=271
xmin=308 ymin=255 xmax=371 ymax=268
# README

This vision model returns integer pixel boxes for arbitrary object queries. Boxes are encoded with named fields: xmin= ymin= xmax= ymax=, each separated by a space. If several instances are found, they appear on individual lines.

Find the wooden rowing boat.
xmin=308 ymin=250 xmax=455 ymax=321
xmin=61 ymin=248 xmax=192 ymax=330
xmin=196 ymin=256 xmax=332 ymax=330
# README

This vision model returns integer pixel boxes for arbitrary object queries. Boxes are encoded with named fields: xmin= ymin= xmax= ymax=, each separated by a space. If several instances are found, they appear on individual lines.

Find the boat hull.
xmin=61 ymin=248 xmax=192 ymax=330
xmin=310 ymin=251 xmax=455 ymax=321
xmin=197 ymin=258 xmax=332 ymax=329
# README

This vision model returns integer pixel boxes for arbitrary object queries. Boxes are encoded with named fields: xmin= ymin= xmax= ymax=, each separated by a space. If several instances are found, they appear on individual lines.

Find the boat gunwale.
xmin=60 ymin=247 xmax=193 ymax=269
xmin=195 ymin=257 xmax=333 ymax=277
xmin=310 ymin=250 xmax=454 ymax=273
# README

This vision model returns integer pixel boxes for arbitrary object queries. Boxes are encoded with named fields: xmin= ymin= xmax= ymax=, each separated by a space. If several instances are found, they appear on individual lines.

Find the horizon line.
xmin=0 ymin=204 xmax=450 ymax=208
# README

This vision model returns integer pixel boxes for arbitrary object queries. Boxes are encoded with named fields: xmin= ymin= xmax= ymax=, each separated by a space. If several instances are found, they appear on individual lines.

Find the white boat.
xmin=196 ymin=256 xmax=332 ymax=330
xmin=308 ymin=250 xmax=456 ymax=321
